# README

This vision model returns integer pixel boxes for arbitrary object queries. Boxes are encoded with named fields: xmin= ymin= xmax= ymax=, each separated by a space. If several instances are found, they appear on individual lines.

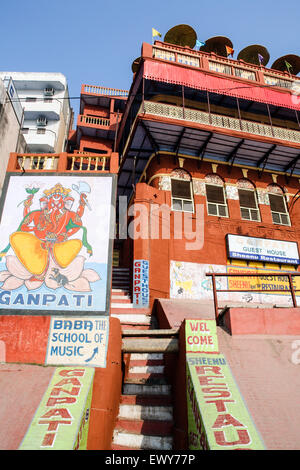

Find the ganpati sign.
xmin=0 ymin=175 xmax=115 ymax=314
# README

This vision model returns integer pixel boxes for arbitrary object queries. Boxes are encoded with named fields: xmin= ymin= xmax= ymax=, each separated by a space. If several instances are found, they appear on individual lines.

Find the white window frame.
xmin=205 ymin=183 xmax=228 ymax=217
xmin=238 ymin=188 xmax=261 ymax=222
xmin=171 ymin=178 xmax=194 ymax=213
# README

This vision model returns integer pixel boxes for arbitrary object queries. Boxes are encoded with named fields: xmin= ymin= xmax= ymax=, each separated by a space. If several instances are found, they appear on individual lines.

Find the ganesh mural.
xmin=0 ymin=175 xmax=114 ymax=312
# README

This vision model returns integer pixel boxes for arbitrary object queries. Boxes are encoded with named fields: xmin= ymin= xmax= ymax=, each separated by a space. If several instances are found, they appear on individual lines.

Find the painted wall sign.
xmin=133 ymin=259 xmax=149 ymax=307
xmin=186 ymin=354 xmax=265 ymax=450
xmin=185 ymin=319 xmax=219 ymax=354
xmin=226 ymin=234 xmax=300 ymax=265
xmin=170 ymin=260 xmax=300 ymax=306
xmin=0 ymin=174 xmax=116 ymax=314
xmin=46 ymin=316 xmax=109 ymax=368
xmin=19 ymin=367 xmax=94 ymax=450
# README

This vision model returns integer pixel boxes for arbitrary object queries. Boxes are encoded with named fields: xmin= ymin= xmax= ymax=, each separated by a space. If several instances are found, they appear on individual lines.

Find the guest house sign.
xmin=0 ymin=174 xmax=116 ymax=314
xmin=226 ymin=234 xmax=300 ymax=265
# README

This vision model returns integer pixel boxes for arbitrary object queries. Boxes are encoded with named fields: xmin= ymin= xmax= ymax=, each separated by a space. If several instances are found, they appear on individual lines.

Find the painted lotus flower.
xmin=0 ymin=255 xmax=100 ymax=292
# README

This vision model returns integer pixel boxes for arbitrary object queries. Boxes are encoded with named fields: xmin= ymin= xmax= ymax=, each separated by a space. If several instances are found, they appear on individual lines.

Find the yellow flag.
xmin=152 ymin=28 xmax=162 ymax=38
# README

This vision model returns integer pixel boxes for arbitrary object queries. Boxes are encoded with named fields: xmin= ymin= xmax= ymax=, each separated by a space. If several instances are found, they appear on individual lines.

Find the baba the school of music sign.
xmin=0 ymin=174 xmax=116 ymax=315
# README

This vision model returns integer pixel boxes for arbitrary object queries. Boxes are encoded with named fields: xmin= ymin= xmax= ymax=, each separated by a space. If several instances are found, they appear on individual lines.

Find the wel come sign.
xmin=185 ymin=320 xmax=265 ymax=450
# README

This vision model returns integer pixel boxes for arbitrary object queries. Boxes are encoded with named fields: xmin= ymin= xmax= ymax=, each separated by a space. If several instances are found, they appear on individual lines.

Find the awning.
xmin=143 ymin=60 xmax=300 ymax=112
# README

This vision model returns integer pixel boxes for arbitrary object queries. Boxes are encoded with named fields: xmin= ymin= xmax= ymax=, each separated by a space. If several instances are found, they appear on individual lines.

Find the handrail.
xmin=206 ymin=272 xmax=300 ymax=323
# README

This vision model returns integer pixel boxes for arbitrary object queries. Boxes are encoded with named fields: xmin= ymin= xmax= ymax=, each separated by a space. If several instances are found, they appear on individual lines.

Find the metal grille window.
xmin=269 ymin=193 xmax=290 ymax=226
xmin=206 ymin=184 xmax=228 ymax=217
xmin=171 ymin=179 xmax=194 ymax=213
xmin=238 ymin=189 xmax=260 ymax=221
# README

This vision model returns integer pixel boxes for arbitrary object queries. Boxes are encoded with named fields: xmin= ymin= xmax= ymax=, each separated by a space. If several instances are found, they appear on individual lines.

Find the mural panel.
xmin=0 ymin=174 xmax=115 ymax=314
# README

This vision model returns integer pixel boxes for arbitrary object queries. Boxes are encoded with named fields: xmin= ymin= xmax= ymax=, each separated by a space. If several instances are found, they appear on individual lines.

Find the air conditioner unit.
xmin=44 ymin=87 xmax=54 ymax=96
xmin=37 ymin=116 xmax=47 ymax=127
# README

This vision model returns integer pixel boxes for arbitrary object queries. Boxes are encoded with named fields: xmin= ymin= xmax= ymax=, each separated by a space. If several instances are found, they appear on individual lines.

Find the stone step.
xmin=110 ymin=296 xmax=131 ymax=301
xmin=120 ymin=394 xmax=173 ymax=407
xmin=112 ymin=288 xmax=130 ymax=294
xmin=115 ymin=417 xmax=174 ymax=436
xmin=128 ymin=358 xmax=165 ymax=367
xmin=129 ymin=365 xmax=165 ymax=374
xmin=118 ymin=404 xmax=173 ymax=421
xmin=123 ymin=383 xmax=172 ymax=396
xmin=111 ymin=302 xmax=134 ymax=309
xmin=111 ymin=307 xmax=151 ymax=315
xmin=125 ymin=373 xmax=166 ymax=384
xmin=130 ymin=353 xmax=164 ymax=361
xmin=112 ymin=430 xmax=173 ymax=450
xmin=111 ymin=314 xmax=151 ymax=326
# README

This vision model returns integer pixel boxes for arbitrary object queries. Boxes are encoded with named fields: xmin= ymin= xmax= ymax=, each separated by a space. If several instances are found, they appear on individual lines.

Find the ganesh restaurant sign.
xmin=0 ymin=174 xmax=116 ymax=314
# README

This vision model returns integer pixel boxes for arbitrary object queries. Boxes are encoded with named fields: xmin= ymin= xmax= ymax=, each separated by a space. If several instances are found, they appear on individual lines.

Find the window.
xmin=238 ymin=188 xmax=260 ymax=221
xmin=269 ymin=193 xmax=290 ymax=225
xmin=171 ymin=178 xmax=194 ymax=212
xmin=205 ymin=184 xmax=228 ymax=217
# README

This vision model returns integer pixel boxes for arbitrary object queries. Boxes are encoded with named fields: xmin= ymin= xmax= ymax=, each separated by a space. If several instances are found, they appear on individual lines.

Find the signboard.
xmin=185 ymin=320 xmax=219 ymax=354
xmin=226 ymin=234 xmax=300 ymax=265
xmin=19 ymin=367 xmax=94 ymax=450
xmin=0 ymin=174 xmax=116 ymax=314
xmin=46 ymin=316 xmax=109 ymax=368
xmin=133 ymin=259 xmax=149 ymax=307
xmin=186 ymin=354 xmax=265 ymax=450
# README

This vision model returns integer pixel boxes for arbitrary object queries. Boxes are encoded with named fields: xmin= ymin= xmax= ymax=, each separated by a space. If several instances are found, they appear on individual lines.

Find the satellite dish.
xmin=132 ymin=57 xmax=141 ymax=73
xmin=237 ymin=45 xmax=270 ymax=66
xmin=271 ymin=54 xmax=300 ymax=75
xmin=164 ymin=24 xmax=197 ymax=48
xmin=200 ymin=36 xmax=233 ymax=57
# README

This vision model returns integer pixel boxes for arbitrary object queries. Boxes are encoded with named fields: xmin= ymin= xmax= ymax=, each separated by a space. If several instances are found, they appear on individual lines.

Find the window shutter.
xmin=238 ymin=189 xmax=257 ymax=209
xmin=206 ymin=184 xmax=225 ymax=204
xmin=269 ymin=194 xmax=286 ymax=213
xmin=171 ymin=179 xmax=191 ymax=199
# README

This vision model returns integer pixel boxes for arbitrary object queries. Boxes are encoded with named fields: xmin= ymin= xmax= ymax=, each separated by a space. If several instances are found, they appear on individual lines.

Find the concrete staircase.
xmin=110 ymin=267 xmax=174 ymax=450
xmin=110 ymin=267 xmax=153 ymax=330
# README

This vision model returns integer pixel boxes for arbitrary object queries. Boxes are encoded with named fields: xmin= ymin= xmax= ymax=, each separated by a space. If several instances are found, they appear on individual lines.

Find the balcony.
xmin=21 ymin=128 xmax=57 ymax=153
xmin=141 ymin=100 xmax=300 ymax=144
xmin=77 ymin=114 xmax=117 ymax=141
xmin=7 ymin=152 xmax=119 ymax=174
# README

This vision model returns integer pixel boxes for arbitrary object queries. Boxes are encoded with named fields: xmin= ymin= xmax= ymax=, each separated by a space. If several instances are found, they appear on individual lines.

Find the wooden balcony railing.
xmin=81 ymin=84 xmax=129 ymax=97
xmin=7 ymin=152 xmax=119 ymax=174
xmin=141 ymin=100 xmax=300 ymax=144
xmin=78 ymin=114 xmax=110 ymax=128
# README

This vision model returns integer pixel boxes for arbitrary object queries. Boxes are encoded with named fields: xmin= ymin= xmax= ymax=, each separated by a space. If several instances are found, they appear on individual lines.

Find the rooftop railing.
xmin=152 ymin=41 xmax=300 ymax=90
xmin=81 ymin=84 xmax=129 ymax=97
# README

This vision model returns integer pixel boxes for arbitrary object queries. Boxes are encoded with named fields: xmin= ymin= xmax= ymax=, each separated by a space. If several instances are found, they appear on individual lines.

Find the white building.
xmin=0 ymin=72 xmax=73 ymax=154
xmin=0 ymin=77 xmax=26 ymax=193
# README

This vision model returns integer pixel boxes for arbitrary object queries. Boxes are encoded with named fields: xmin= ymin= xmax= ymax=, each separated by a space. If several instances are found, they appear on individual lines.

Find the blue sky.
xmin=1 ymin=0 xmax=299 ymax=117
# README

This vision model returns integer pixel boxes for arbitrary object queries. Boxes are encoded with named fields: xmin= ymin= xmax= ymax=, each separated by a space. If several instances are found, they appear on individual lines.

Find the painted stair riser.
xmin=115 ymin=418 xmax=174 ymax=436
xmin=112 ymin=431 xmax=173 ymax=451
xmin=123 ymin=384 xmax=172 ymax=396
xmin=118 ymin=404 xmax=173 ymax=421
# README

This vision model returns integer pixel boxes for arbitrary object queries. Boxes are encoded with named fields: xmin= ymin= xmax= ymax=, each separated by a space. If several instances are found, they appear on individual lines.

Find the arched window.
xmin=205 ymin=174 xmax=228 ymax=217
xmin=237 ymin=179 xmax=260 ymax=222
xmin=170 ymin=169 xmax=194 ymax=213
xmin=267 ymin=184 xmax=290 ymax=226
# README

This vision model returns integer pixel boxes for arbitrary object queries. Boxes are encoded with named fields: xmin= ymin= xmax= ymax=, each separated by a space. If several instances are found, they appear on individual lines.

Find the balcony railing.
xmin=141 ymin=100 xmax=300 ymax=144
xmin=7 ymin=152 xmax=119 ymax=174
xmin=81 ymin=84 xmax=129 ymax=97
xmin=78 ymin=114 xmax=110 ymax=128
